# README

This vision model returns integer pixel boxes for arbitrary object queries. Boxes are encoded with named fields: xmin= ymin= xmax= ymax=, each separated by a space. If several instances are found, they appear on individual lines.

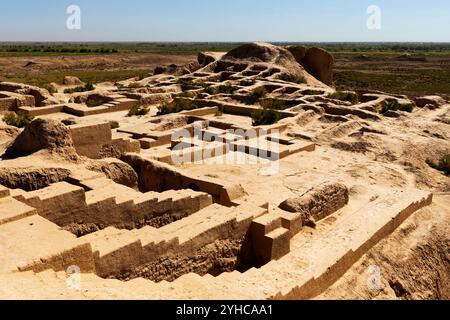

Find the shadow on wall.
xmin=123 ymin=154 xmax=245 ymax=206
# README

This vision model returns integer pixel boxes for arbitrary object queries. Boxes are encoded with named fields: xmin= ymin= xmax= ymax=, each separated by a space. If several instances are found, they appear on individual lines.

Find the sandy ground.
xmin=0 ymin=53 xmax=196 ymax=83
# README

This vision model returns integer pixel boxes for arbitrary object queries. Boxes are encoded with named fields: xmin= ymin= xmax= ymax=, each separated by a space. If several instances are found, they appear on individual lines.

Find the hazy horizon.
xmin=2 ymin=41 xmax=450 ymax=44
xmin=1 ymin=0 xmax=450 ymax=42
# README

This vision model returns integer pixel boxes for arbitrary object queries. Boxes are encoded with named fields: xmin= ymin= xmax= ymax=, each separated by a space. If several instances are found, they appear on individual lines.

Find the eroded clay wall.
xmin=70 ymin=122 xmax=112 ymax=159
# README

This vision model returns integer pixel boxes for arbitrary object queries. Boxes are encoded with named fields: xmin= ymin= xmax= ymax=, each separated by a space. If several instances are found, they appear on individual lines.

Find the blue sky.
xmin=1 ymin=0 xmax=449 ymax=42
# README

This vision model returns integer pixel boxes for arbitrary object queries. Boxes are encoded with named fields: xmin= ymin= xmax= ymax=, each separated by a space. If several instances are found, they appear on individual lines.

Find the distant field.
xmin=2 ymin=69 xmax=152 ymax=89
xmin=0 ymin=42 xmax=240 ymax=57
xmin=2 ymin=42 xmax=450 ymax=56
xmin=1 ymin=42 xmax=449 ymax=98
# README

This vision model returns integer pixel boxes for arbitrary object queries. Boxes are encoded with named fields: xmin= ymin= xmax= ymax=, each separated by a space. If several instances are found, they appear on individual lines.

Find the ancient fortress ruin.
xmin=0 ymin=43 xmax=448 ymax=299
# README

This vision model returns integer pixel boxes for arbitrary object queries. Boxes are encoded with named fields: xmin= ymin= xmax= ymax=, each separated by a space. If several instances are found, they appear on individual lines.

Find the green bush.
xmin=260 ymin=99 xmax=288 ymax=111
xmin=280 ymin=74 xmax=306 ymax=84
xmin=426 ymin=154 xmax=450 ymax=175
xmin=177 ymin=78 xmax=194 ymax=86
xmin=127 ymin=105 xmax=150 ymax=117
xmin=157 ymin=99 xmax=197 ymax=116
xmin=2 ymin=111 xmax=34 ymax=128
xmin=251 ymin=108 xmax=281 ymax=126
xmin=84 ymin=82 xmax=95 ymax=91
xmin=327 ymin=91 xmax=359 ymax=104
xmin=438 ymin=154 xmax=450 ymax=175
xmin=251 ymin=87 xmax=268 ymax=99
xmin=86 ymin=96 xmax=110 ymax=108
xmin=178 ymin=91 xmax=195 ymax=98
xmin=203 ymin=86 xmax=217 ymax=95
xmin=64 ymin=82 xmax=95 ymax=94
xmin=177 ymin=78 xmax=196 ymax=91
xmin=217 ymin=84 xmax=239 ymax=94
xmin=110 ymin=121 xmax=120 ymax=129
xmin=381 ymin=99 xmax=414 ymax=113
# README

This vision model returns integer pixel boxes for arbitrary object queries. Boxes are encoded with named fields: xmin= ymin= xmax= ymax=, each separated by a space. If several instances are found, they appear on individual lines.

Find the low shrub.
xmin=177 ymin=78 xmax=196 ymax=91
xmin=260 ymin=99 xmax=288 ymax=111
xmin=2 ymin=111 xmax=34 ymax=128
xmin=217 ymin=84 xmax=239 ymax=94
xmin=251 ymin=87 xmax=268 ymax=99
xmin=64 ymin=82 xmax=95 ymax=94
xmin=280 ymin=74 xmax=306 ymax=84
xmin=203 ymin=86 xmax=217 ymax=95
xmin=327 ymin=91 xmax=359 ymax=104
xmin=426 ymin=154 xmax=450 ymax=175
xmin=157 ymin=99 xmax=197 ymax=116
xmin=110 ymin=121 xmax=120 ymax=129
xmin=127 ymin=105 xmax=150 ymax=117
xmin=381 ymin=99 xmax=414 ymax=113
xmin=86 ymin=96 xmax=110 ymax=108
xmin=177 ymin=78 xmax=194 ymax=86
xmin=178 ymin=91 xmax=196 ymax=98
xmin=251 ymin=108 xmax=281 ymax=126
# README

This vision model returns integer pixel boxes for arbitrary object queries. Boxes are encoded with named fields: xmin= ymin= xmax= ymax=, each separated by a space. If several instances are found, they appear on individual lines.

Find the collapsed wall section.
xmin=122 ymin=154 xmax=245 ymax=206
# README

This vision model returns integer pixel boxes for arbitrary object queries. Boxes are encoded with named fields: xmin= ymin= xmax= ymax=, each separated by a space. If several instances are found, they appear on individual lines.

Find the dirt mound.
xmin=2 ymin=119 xmax=78 ymax=159
xmin=86 ymin=159 xmax=138 ymax=188
xmin=219 ymin=42 xmax=329 ymax=87
xmin=224 ymin=42 xmax=294 ymax=64
xmin=0 ymin=167 xmax=71 ymax=191
xmin=279 ymin=183 xmax=349 ymax=222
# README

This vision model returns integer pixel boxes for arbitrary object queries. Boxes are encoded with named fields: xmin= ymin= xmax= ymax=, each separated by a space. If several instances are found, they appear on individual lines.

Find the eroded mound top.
xmin=3 ymin=119 xmax=78 ymax=159
xmin=216 ymin=42 xmax=332 ymax=87
xmin=224 ymin=42 xmax=294 ymax=64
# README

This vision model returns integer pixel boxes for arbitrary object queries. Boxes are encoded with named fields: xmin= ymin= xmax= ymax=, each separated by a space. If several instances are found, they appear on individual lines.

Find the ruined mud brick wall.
xmin=279 ymin=183 xmax=350 ymax=222
xmin=0 ymin=92 xmax=35 ymax=112
xmin=122 ymin=154 xmax=245 ymax=206
xmin=69 ymin=122 xmax=113 ymax=159
xmin=89 ymin=202 xmax=268 ymax=278
xmin=68 ymin=122 xmax=139 ymax=160
xmin=12 ymin=181 xmax=212 ymax=233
